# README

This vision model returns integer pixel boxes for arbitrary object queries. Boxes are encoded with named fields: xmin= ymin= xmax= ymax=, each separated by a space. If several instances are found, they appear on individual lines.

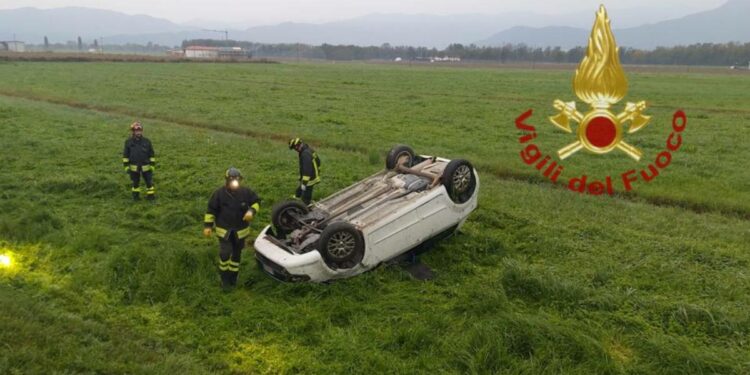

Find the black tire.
xmin=318 ymin=222 xmax=364 ymax=269
xmin=442 ymin=159 xmax=477 ymax=204
xmin=386 ymin=145 xmax=416 ymax=170
xmin=271 ymin=200 xmax=309 ymax=237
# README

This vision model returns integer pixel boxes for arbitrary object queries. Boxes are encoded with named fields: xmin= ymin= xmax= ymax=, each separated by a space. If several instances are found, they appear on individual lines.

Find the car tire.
xmin=442 ymin=159 xmax=477 ymax=204
xmin=271 ymin=200 xmax=309 ymax=237
xmin=386 ymin=145 xmax=416 ymax=170
xmin=318 ymin=222 xmax=364 ymax=269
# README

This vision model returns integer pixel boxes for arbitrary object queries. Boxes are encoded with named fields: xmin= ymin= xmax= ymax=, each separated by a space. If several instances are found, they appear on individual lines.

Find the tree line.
xmin=21 ymin=37 xmax=750 ymax=67
xmin=183 ymin=39 xmax=750 ymax=67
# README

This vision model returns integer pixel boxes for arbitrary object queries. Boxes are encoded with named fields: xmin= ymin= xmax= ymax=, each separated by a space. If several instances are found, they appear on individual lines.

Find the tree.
xmin=77 ymin=36 xmax=82 ymax=51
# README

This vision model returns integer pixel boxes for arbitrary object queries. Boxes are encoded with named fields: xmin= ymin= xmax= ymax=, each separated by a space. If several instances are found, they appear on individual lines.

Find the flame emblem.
xmin=549 ymin=5 xmax=650 ymax=161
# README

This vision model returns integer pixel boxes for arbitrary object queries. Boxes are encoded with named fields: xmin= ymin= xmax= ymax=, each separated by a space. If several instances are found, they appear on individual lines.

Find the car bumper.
xmin=253 ymin=226 xmax=333 ymax=282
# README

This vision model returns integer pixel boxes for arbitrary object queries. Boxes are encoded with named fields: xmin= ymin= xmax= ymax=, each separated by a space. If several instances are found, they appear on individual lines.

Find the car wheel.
xmin=271 ymin=200 xmax=309 ymax=237
xmin=442 ymin=159 xmax=477 ymax=204
xmin=319 ymin=222 xmax=364 ymax=269
xmin=386 ymin=145 xmax=416 ymax=170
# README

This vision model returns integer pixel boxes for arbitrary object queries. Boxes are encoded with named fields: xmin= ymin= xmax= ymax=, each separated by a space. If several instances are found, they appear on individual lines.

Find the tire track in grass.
xmin=1 ymin=89 xmax=748 ymax=221
xmin=93 ymin=71 xmax=750 ymax=116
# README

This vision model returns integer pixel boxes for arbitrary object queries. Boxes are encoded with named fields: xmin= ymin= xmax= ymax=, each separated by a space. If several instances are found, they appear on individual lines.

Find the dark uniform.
xmin=204 ymin=186 xmax=261 ymax=287
xmin=295 ymin=143 xmax=321 ymax=204
xmin=123 ymin=136 xmax=156 ymax=200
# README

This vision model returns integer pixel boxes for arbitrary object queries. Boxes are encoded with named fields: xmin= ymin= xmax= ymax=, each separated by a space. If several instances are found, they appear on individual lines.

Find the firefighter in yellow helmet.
xmin=288 ymin=138 xmax=321 ymax=205
xmin=203 ymin=167 xmax=261 ymax=289
xmin=122 ymin=121 xmax=156 ymax=201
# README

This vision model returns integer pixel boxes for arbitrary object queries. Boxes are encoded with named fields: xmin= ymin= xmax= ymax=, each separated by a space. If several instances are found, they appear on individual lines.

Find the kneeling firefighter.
xmin=203 ymin=167 xmax=261 ymax=288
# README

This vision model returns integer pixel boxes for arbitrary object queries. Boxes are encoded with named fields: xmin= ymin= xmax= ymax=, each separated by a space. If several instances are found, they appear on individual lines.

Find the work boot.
xmin=228 ymin=272 xmax=239 ymax=286
xmin=221 ymin=272 xmax=235 ymax=291
xmin=132 ymin=192 xmax=140 ymax=201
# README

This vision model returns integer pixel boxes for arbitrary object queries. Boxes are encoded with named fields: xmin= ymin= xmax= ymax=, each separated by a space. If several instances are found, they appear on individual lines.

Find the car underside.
xmin=256 ymin=145 xmax=479 ymax=281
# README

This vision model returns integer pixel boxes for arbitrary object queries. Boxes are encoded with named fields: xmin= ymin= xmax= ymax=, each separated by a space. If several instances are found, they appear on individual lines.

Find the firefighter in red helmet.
xmin=122 ymin=121 xmax=156 ymax=201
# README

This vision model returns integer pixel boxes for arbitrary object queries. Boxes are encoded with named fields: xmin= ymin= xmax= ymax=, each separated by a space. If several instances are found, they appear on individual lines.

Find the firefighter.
xmin=288 ymin=138 xmax=321 ymax=205
xmin=203 ymin=167 xmax=261 ymax=289
xmin=122 ymin=121 xmax=156 ymax=201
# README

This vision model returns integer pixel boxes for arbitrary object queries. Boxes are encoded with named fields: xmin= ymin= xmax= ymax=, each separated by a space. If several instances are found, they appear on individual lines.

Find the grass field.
xmin=0 ymin=61 xmax=748 ymax=374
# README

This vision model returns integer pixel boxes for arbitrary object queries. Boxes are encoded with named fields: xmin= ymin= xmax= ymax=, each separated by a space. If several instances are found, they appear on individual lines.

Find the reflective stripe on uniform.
xmin=237 ymin=227 xmax=251 ymax=239
xmin=219 ymin=259 xmax=231 ymax=271
xmin=215 ymin=227 xmax=228 ymax=238
xmin=129 ymin=165 xmax=153 ymax=172
xmin=204 ymin=214 xmax=215 ymax=223
xmin=215 ymin=227 xmax=251 ymax=239
xmin=131 ymin=187 xmax=142 ymax=193
xmin=149 ymin=157 xmax=157 ymax=163
xmin=146 ymin=186 xmax=156 ymax=195
xmin=228 ymin=260 xmax=240 ymax=272
xmin=312 ymin=153 xmax=321 ymax=182
xmin=122 ymin=158 xmax=129 ymax=163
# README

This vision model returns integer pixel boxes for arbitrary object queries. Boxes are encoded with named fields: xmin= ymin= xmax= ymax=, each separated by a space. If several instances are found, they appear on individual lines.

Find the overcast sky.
xmin=0 ymin=0 xmax=728 ymax=25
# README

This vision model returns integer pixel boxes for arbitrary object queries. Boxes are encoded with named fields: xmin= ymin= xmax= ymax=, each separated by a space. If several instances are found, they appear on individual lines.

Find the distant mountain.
xmin=221 ymin=8 xmax=696 ymax=48
xmin=0 ymin=2 xmax=746 ymax=49
xmin=617 ymin=0 xmax=749 ymax=49
xmin=83 ymin=13 xmax=570 ymax=48
xmin=113 ymin=7 xmax=703 ymax=48
xmin=479 ymin=0 xmax=749 ymax=49
xmin=0 ymin=7 xmax=194 ymax=44
xmin=61 ymin=12 xmax=572 ymax=47
xmin=477 ymin=26 xmax=588 ymax=50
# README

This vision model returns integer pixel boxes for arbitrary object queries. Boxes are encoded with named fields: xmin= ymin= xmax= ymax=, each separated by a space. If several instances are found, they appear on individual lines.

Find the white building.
xmin=0 ymin=41 xmax=25 ymax=52
xmin=430 ymin=56 xmax=461 ymax=63
xmin=185 ymin=46 xmax=219 ymax=59
xmin=184 ymin=46 xmax=248 ymax=59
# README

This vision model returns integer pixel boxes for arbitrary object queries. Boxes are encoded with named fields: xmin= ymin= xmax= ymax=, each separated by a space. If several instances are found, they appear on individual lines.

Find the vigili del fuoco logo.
xmin=515 ymin=5 xmax=688 ymax=196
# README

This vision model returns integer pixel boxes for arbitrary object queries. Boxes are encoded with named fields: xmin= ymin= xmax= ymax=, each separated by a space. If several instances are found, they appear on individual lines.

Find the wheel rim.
xmin=396 ymin=152 xmax=412 ymax=167
xmin=327 ymin=231 xmax=356 ymax=259
xmin=452 ymin=165 xmax=472 ymax=193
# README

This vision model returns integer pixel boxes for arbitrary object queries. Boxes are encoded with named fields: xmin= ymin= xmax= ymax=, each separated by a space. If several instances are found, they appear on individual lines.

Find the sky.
xmin=0 ymin=0 xmax=728 ymax=25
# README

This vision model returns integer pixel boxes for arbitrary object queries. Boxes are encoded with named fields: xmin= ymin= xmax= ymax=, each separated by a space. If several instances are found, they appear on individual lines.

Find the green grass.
xmin=0 ymin=61 xmax=747 ymax=214
xmin=0 ymin=62 xmax=748 ymax=374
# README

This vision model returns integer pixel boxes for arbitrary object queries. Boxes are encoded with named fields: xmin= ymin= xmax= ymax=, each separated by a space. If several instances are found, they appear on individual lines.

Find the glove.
xmin=203 ymin=227 xmax=213 ymax=237
xmin=300 ymin=184 xmax=307 ymax=192
xmin=243 ymin=211 xmax=254 ymax=222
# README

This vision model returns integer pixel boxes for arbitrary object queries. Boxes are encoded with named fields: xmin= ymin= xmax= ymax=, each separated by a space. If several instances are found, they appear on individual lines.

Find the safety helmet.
xmin=130 ymin=121 xmax=143 ymax=132
xmin=225 ymin=167 xmax=243 ymax=180
xmin=225 ymin=167 xmax=243 ymax=189
xmin=288 ymin=137 xmax=302 ymax=149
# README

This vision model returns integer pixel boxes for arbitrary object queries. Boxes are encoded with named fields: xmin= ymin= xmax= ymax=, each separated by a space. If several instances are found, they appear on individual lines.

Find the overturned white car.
xmin=254 ymin=145 xmax=479 ymax=282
